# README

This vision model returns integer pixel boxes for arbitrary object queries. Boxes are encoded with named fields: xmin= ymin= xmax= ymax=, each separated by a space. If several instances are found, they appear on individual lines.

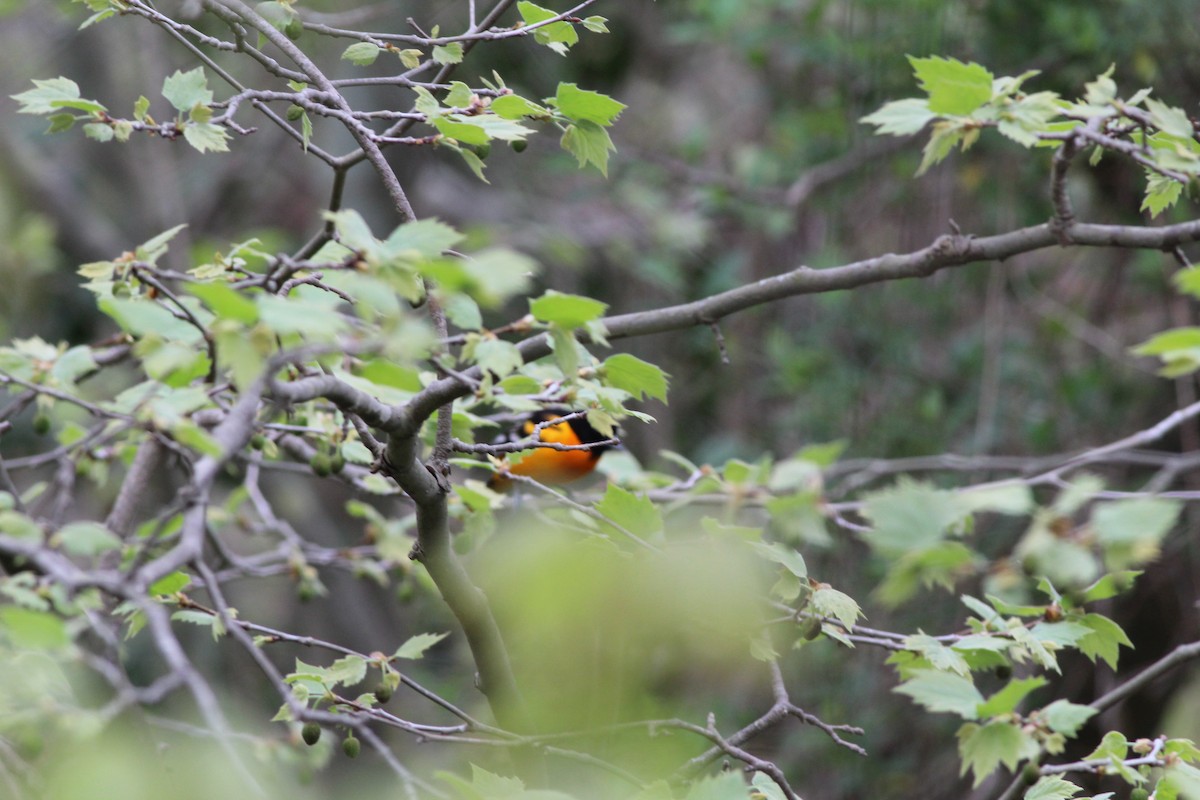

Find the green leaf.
xmin=861 ymin=97 xmax=935 ymax=135
xmin=45 ymin=114 xmax=76 ymax=134
xmin=561 ymin=119 xmax=617 ymax=175
xmin=149 ymin=571 xmax=192 ymax=595
xmin=976 ymin=677 xmax=1046 ymax=718
xmin=472 ymin=338 xmax=523 ymax=379
xmin=84 ymin=122 xmax=114 ymax=143
xmin=183 ymin=121 xmax=231 ymax=153
xmin=1076 ymin=613 xmax=1132 ymax=669
xmin=1160 ymin=764 xmax=1200 ymax=800
xmin=548 ymin=325 xmax=579 ymax=378
xmin=1084 ymin=731 xmax=1129 ymax=761
xmin=554 ymin=83 xmax=625 ymax=125
xmin=497 ymin=375 xmax=542 ymax=395
xmin=0 ymin=606 xmax=70 ymax=650
xmin=1078 ymin=571 xmax=1141 ymax=603
xmin=1166 ymin=739 xmax=1200 ymax=763
xmin=327 ymin=654 xmax=368 ymax=687
xmin=188 ymin=281 xmax=258 ymax=324
xmin=859 ymin=478 xmax=965 ymax=555
xmin=1133 ymin=326 xmax=1200 ymax=375
xmin=530 ymin=290 xmax=608 ymax=328
xmin=909 ymin=55 xmax=994 ymax=115
xmin=383 ymin=218 xmax=463 ymax=260
xmin=582 ymin=15 xmax=609 ymax=33
xmin=52 ymin=521 xmax=120 ymax=556
xmin=916 ymin=120 xmax=964 ymax=175
xmin=133 ymin=95 xmax=150 ymax=121
xmin=491 ymin=94 xmax=549 ymax=120
xmin=1146 ymin=97 xmax=1195 ymax=139
xmin=459 ymin=249 xmax=537 ymax=307
xmin=811 ymin=586 xmax=861 ymax=630
xmin=895 ymin=669 xmax=984 ymax=718
xmin=1024 ymin=776 xmax=1082 ymax=800
xmin=356 ymin=358 xmax=423 ymax=392
xmin=256 ymin=294 xmax=346 ymax=339
xmin=517 ymin=1 xmax=579 ymax=51
xmin=601 ymin=353 xmax=669 ymax=403
xmin=1091 ymin=496 xmax=1181 ymax=569
xmin=341 ymin=42 xmax=381 ymax=66
xmin=442 ymin=293 xmax=483 ymax=330
xmin=12 ymin=77 xmax=105 ymax=115
xmin=171 ymin=419 xmax=224 ymax=457
xmin=432 ymin=42 xmax=463 ymax=65
xmin=1084 ymin=66 xmax=1117 ymax=105
xmin=751 ymin=541 xmax=807 ymax=581
xmin=1040 ymin=700 xmax=1096 ymax=736
xmin=957 ymin=720 xmax=1035 ymax=786
xmin=394 ymin=631 xmax=450 ymax=660
xmin=162 ymin=67 xmax=213 ymax=113
xmin=904 ymin=633 xmax=971 ymax=677
xmin=595 ymin=484 xmax=663 ymax=538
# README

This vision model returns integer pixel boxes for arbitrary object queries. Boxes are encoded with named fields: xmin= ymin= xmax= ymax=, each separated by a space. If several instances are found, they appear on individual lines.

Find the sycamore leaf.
xmin=162 ymin=67 xmax=213 ymax=113
xmin=976 ymin=677 xmax=1046 ymax=718
xmin=1040 ymin=700 xmax=1096 ymax=736
xmin=432 ymin=42 xmax=463 ymax=65
xmin=601 ymin=353 xmax=669 ymax=403
xmin=1076 ymin=613 xmax=1132 ymax=669
xmin=895 ymin=669 xmax=983 ymax=718
xmin=957 ymin=720 xmax=1038 ymax=787
xmin=553 ymin=83 xmax=625 ymax=125
xmin=861 ymin=98 xmax=935 ymax=135
xmin=561 ymin=119 xmax=617 ymax=175
xmin=1023 ymin=776 xmax=1082 ymax=800
xmin=341 ymin=42 xmax=381 ymax=66
xmin=394 ymin=631 xmax=450 ymax=660
xmin=12 ymin=77 xmax=105 ymax=115
xmin=530 ymin=290 xmax=607 ymax=328
xmin=909 ymin=55 xmax=994 ymax=115
xmin=595 ymin=484 xmax=663 ymax=538
xmin=183 ymin=121 xmax=231 ymax=153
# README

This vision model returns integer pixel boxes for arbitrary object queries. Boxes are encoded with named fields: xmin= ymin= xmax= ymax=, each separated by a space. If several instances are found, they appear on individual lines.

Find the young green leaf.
xmin=600 ymin=353 xmax=669 ymax=403
xmin=394 ymin=631 xmax=450 ymax=660
xmin=957 ymin=720 xmax=1035 ymax=786
xmin=530 ymin=290 xmax=608 ymax=328
xmin=908 ymin=55 xmax=994 ymax=116
xmin=341 ymin=42 xmax=381 ymax=66
xmin=895 ymin=669 xmax=984 ymax=718
xmin=595 ymin=484 xmax=663 ymax=538
xmin=553 ymin=83 xmax=626 ymax=125
xmin=162 ymin=67 xmax=213 ymax=113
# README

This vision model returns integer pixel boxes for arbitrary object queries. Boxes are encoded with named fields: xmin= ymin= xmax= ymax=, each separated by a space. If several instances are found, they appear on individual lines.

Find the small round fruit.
xmin=301 ymin=722 xmax=321 ymax=746
xmin=310 ymin=453 xmax=332 ymax=477
xmin=1021 ymin=764 xmax=1040 ymax=785
xmin=284 ymin=16 xmax=303 ymax=40
xmin=342 ymin=734 xmax=360 ymax=758
xmin=510 ymin=139 xmax=528 ymax=153
xmin=286 ymin=104 xmax=304 ymax=121
xmin=32 ymin=413 xmax=51 ymax=436
xmin=250 ymin=434 xmax=267 ymax=450
xmin=374 ymin=682 xmax=394 ymax=704
xmin=330 ymin=452 xmax=346 ymax=474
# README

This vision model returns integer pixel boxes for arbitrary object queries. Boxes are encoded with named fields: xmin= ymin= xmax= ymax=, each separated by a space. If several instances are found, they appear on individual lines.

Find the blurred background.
xmin=3 ymin=1 xmax=1200 ymax=798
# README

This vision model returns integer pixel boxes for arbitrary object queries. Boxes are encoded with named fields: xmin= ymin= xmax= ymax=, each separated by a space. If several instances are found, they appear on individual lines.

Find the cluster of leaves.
xmin=862 ymin=57 xmax=1199 ymax=215
xmin=12 ymin=68 xmax=231 ymax=152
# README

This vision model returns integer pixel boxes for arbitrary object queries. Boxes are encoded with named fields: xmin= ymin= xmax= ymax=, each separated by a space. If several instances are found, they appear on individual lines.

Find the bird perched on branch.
xmin=486 ymin=409 xmax=618 ymax=491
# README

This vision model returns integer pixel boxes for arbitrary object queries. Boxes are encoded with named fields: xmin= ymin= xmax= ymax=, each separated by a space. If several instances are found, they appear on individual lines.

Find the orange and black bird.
xmin=486 ymin=409 xmax=617 ymax=491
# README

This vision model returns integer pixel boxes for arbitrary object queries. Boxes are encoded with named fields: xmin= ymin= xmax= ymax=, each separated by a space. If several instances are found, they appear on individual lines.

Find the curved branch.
xmin=409 ymin=217 xmax=1200 ymax=422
